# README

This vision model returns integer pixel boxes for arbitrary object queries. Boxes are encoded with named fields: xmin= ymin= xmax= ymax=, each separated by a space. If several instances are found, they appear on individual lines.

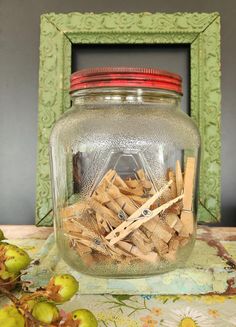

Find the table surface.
xmin=1 ymin=225 xmax=236 ymax=327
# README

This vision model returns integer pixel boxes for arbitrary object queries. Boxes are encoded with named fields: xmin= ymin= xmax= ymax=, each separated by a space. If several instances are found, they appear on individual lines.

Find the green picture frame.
xmin=36 ymin=12 xmax=221 ymax=226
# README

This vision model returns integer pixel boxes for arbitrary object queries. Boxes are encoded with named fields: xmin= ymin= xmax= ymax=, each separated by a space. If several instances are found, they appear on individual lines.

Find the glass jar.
xmin=50 ymin=67 xmax=200 ymax=278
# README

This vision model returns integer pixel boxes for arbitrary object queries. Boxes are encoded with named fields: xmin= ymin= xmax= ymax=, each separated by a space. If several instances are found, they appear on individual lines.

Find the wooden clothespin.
xmin=180 ymin=157 xmax=196 ymax=235
xmin=175 ymin=160 xmax=184 ymax=196
xmin=106 ymin=181 xmax=184 ymax=245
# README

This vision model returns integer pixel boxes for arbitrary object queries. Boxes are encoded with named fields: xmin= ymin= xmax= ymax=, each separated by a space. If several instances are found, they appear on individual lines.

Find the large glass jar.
xmin=50 ymin=67 xmax=200 ymax=278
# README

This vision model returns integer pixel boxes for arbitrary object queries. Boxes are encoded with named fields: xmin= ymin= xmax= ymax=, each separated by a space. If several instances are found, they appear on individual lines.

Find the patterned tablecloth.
xmin=57 ymin=294 xmax=236 ymax=327
xmin=0 ymin=229 xmax=236 ymax=326
xmin=2 ymin=290 xmax=236 ymax=326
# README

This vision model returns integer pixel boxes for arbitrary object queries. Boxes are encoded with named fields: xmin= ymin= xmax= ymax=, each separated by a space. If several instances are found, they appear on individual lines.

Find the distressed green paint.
xmin=36 ymin=12 xmax=221 ymax=226
xmin=191 ymin=16 xmax=221 ymax=221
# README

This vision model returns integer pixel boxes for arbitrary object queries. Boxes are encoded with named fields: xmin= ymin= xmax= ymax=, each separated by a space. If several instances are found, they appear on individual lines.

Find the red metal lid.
xmin=70 ymin=67 xmax=182 ymax=94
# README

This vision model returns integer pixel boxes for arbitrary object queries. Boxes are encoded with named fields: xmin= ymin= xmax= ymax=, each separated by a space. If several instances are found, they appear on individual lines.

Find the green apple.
xmin=4 ymin=245 xmax=30 ymax=274
xmin=0 ymin=305 xmax=25 ymax=327
xmin=32 ymin=301 xmax=59 ymax=324
xmin=0 ymin=268 xmax=16 ymax=281
xmin=72 ymin=309 xmax=98 ymax=327
xmin=0 ymin=266 xmax=18 ymax=290
xmin=51 ymin=274 xmax=79 ymax=302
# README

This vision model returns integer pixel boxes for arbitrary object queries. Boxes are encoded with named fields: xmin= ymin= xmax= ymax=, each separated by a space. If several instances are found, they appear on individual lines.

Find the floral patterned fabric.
xmin=1 ymin=292 xmax=236 ymax=326
xmin=61 ymin=294 xmax=236 ymax=327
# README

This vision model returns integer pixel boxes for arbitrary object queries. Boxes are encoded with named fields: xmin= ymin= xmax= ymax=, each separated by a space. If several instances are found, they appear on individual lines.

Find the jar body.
xmin=50 ymin=87 xmax=200 ymax=277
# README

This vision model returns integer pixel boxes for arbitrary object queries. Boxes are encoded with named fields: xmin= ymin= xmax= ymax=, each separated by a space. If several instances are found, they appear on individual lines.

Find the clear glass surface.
xmin=50 ymin=87 xmax=200 ymax=277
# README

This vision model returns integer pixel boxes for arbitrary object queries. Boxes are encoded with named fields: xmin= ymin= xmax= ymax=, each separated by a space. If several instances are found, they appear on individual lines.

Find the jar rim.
xmin=70 ymin=67 xmax=183 ymax=95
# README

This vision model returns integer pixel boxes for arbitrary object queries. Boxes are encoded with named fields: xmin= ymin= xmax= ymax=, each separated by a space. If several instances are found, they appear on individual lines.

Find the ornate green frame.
xmin=36 ymin=12 xmax=221 ymax=226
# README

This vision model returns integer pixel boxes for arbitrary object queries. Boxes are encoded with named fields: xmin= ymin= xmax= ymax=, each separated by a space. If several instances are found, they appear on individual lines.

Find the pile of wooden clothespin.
xmin=62 ymin=157 xmax=195 ymax=267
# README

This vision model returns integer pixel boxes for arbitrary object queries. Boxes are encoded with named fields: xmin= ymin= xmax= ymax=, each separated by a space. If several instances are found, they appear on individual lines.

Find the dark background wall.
xmin=0 ymin=0 xmax=235 ymax=225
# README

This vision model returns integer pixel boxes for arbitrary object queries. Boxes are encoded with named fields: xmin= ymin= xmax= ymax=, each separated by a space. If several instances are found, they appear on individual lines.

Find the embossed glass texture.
xmin=50 ymin=69 xmax=200 ymax=278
